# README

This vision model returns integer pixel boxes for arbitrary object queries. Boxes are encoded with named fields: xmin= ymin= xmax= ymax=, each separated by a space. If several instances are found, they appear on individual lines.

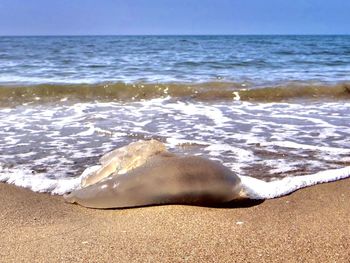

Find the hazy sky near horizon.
xmin=0 ymin=0 xmax=349 ymax=35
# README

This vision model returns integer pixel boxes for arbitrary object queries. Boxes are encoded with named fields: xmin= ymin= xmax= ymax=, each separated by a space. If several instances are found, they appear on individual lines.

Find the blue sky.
xmin=0 ymin=0 xmax=349 ymax=35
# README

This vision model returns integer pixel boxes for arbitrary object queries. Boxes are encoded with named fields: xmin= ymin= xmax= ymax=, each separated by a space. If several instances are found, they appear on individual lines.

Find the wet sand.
xmin=1 ymin=179 xmax=349 ymax=263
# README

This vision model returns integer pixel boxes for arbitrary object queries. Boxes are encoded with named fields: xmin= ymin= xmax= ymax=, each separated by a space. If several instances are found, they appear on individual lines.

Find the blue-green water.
xmin=1 ymin=35 xmax=350 ymax=85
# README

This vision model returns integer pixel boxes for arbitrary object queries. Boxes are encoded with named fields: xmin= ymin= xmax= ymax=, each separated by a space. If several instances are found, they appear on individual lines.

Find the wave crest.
xmin=1 ymin=81 xmax=349 ymax=106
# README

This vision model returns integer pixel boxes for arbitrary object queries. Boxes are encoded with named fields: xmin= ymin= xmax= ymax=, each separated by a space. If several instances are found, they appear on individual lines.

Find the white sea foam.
xmin=168 ymin=101 xmax=231 ymax=127
xmin=261 ymin=141 xmax=350 ymax=155
xmin=1 ymin=98 xmax=350 ymax=196
xmin=233 ymin=91 xmax=240 ymax=101
xmin=239 ymin=166 xmax=350 ymax=199
xmin=0 ymin=165 xmax=82 ymax=195
xmin=76 ymin=123 xmax=96 ymax=136
xmin=205 ymin=144 xmax=254 ymax=160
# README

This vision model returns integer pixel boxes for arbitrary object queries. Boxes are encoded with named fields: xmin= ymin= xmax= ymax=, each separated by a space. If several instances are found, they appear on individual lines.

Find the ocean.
xmin=0 ymin=35 xmax=349 ymax=194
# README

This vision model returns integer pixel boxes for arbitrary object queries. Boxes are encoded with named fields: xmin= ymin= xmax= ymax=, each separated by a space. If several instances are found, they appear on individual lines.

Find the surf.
xmin=0 ymin=81 xmax=349 ymax=107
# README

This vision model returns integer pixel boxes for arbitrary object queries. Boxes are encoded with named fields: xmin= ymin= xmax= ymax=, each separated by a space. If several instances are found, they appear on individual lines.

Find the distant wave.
xmin=0 ymin=81 xmax=349 ymax=106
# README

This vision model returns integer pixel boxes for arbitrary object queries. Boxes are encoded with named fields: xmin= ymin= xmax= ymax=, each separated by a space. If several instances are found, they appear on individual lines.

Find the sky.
xmin=0 ymin=0 xmax=349 ymax=35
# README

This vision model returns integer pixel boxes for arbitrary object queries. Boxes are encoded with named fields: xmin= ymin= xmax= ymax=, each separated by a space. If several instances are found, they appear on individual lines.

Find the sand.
xmin=1 ymin=179 xmax=349 ymax=263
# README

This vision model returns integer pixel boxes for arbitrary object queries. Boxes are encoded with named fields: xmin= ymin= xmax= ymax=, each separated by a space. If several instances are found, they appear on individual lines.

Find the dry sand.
xmin=1 ymin=179 xmax=349 ymax=263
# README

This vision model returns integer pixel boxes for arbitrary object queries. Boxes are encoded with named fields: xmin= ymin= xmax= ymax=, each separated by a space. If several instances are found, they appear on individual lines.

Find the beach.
xmin=1 ymin=179 xmax=349 ymax=262
xmin=1 ymin=35 xmax=350 ymax=262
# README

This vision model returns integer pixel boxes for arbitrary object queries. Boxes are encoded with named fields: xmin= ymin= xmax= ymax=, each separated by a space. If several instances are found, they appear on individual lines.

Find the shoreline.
xmin=1 ymin=179 xmax=350 ymax=262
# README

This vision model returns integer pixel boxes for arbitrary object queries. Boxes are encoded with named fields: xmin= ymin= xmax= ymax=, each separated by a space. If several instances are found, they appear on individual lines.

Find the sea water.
xmin=0 ymin=35 xmax=349 ymax=194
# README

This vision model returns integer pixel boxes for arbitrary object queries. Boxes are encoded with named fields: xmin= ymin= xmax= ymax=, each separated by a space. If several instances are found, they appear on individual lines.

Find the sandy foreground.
xmin=0 ymin=179 xmax=349 ymax=263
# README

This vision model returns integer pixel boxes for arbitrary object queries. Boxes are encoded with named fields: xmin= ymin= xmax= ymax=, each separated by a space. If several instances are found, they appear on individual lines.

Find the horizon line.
xmin=1 ymin=33 xmax=349 ymax=37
